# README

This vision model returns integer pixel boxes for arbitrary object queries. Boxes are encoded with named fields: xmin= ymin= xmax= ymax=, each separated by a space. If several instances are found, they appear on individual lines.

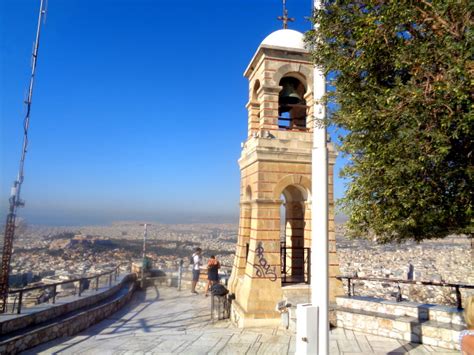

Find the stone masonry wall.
xmin=0 ymin=275 xmax=136 ymax=354
xmin=0 ymin=274 xmax=134 ymax=336
xmin=336 ymin=296 xmax=465 ymax=350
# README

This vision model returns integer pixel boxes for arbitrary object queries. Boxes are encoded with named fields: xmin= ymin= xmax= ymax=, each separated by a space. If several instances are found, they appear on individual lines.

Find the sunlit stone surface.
xmin=25 ymin=286 xmax=457 ymax=354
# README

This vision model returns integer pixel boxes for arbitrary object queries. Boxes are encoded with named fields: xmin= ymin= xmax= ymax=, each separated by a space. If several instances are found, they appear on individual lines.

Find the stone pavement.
xmin=25 ymin=286 xmax=457 ymax=354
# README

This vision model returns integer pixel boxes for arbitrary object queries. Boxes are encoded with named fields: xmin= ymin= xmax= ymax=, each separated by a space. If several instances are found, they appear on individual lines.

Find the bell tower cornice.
xmin=244 ymin=45 xmax=311 ymax=79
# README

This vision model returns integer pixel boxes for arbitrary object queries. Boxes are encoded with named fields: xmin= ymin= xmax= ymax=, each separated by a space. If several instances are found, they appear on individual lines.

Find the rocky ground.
xmin=336 ymin=232 xmax=473 ymax=307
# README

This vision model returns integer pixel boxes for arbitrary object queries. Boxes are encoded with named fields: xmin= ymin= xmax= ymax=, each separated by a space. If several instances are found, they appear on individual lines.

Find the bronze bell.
xmin=279 ymin=77 xmax=303 ymax=107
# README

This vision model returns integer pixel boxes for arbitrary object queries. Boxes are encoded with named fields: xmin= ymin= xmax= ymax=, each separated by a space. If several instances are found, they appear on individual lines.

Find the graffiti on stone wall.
xmin=254 ymin=242 xmax=277 ymax=281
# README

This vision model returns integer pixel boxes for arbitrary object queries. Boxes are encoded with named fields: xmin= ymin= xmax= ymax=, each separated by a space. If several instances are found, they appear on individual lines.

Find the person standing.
xmin=205 ymin=255 xmax=220 ymax=297
xmin=191 ymin=248 xmax=202 ymax=294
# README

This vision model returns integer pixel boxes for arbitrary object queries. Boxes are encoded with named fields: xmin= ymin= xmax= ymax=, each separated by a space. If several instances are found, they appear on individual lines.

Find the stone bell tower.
xmin=228 ymin=28 xmax=342 ymax=327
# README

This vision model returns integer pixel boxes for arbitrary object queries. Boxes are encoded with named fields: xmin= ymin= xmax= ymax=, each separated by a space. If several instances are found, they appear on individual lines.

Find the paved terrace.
xmin=26 ymin=286 xmax=457 ymax=354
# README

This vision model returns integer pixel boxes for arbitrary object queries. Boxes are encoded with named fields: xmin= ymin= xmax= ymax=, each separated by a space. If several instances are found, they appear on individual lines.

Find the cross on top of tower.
xmin=277 ymin=0 xmax=295 ymax=29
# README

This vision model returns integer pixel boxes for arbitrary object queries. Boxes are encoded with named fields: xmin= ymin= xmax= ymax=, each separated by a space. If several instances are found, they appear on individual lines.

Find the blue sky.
xmin=0 ymin=0 xmax=347 ymax=225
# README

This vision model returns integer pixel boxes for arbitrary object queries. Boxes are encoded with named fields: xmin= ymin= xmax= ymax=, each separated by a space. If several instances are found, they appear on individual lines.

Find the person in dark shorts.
xmin=191 ymin=248 xmax=202 ymax=294
xmin=205 ymin=255 xmax=220 ymax=297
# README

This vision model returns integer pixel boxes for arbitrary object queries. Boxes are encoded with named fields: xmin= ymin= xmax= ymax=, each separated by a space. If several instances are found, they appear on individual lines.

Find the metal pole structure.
xmin=312 ymin=0 xmax=329 ymax=353
xmin=0 ymin=0 xmax=47 ymax=313
xmin=178 ymin=258 xmax=183 ymax=291
xmin=140 ymin=223 xmax=148 ymax=289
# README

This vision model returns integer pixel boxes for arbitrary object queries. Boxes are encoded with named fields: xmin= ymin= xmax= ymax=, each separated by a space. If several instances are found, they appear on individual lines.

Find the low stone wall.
xmin=337 ymin=296 xmax=465 ymax=325
xmin=282 ymin=284 xmax=311 ymax=305
xmin=0 ymin=274 xmax=136 ymax=354
xmin=0 ymin=274 xmax=134 ymax=336
xmin=336 ymin=296 xmax=466 ymax=350
xmin=147 ymin=272 xmax=211 ymax=292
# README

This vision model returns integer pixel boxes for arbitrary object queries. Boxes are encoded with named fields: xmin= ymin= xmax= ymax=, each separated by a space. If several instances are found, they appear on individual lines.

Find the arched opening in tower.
xmin=279 ymin=185 xmax=309 ymax=284
xmin=250 ymin=80 xmax=261 ymax=134
xmin=278 ymin=76 xmax=307 ymax=130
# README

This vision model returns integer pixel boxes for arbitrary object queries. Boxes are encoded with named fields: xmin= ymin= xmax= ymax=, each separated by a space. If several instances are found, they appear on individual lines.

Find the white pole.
xmin=311 ymin=0 xmax=329 ymax=354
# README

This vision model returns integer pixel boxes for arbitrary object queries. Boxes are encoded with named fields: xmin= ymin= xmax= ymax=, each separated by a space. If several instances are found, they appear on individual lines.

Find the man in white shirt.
xmin=191 ymin=248 xmax=202 ymax=294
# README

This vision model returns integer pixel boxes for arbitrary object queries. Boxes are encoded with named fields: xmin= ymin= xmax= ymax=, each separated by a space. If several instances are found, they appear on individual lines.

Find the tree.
xmin=306 ymin=1 xmax=473 ymax=243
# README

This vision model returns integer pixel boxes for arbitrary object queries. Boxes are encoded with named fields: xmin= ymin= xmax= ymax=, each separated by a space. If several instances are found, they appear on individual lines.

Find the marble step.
xmin=336 ymin=305 xmax=464 ymax=351
xmin=336 ymin=295 xmax=464 ymax=325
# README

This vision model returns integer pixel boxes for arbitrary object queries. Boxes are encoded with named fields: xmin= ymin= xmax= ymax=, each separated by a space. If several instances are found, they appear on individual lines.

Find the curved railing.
xmin=5 ymin=264 xmax=124 ymax=314
xmin=336 ymin=275 xmax=474 ymax=309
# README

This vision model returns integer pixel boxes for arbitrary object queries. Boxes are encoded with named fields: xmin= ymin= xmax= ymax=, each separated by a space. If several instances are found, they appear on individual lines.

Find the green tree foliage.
xmin=306 ymin=1 xmax=473 ymax=242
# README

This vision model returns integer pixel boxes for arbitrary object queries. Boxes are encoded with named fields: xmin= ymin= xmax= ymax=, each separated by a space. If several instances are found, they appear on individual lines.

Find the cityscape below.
xmin=3 ymin=221 xmax=471 ymax=307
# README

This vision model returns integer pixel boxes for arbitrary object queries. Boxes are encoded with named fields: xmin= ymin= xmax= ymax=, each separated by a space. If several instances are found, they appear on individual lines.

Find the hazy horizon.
xmin=4 ymin=211 xmax=348 ymax=227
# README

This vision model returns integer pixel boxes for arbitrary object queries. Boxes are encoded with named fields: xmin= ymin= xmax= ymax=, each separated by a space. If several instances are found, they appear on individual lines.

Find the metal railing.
xmin=336 ymin=275 xmax=474 ymax=309
xmin=143 ymin=261 xmax=232 ymax=290
xmin=281 ymin=243 xmax=311 ymax=284
xmin=5 ymin=264 xmax=123 ymax=315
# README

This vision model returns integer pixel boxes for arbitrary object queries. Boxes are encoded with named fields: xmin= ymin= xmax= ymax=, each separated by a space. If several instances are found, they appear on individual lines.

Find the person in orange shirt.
xmin=461 ymin=296 xmax=474 ymax=355
xmin=204 ymin=255 xmax=220 ymax=297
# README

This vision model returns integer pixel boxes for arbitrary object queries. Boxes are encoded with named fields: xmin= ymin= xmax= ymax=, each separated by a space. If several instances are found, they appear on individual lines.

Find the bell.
xmin=279 ymin=77 xmax=303 ymax=107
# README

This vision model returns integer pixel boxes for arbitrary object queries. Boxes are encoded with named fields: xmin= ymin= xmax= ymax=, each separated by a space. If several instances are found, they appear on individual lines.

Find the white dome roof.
xmin=261 ymin=29 xmax=306 ymax=50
